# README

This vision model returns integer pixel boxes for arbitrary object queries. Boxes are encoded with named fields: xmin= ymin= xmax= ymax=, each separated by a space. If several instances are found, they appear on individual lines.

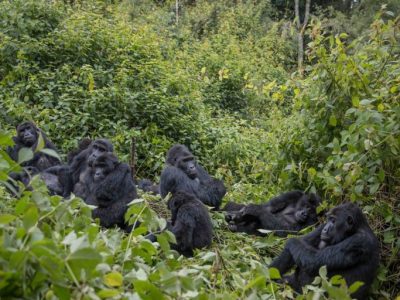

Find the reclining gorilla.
xmin=270 ymin=202 xmax=379 ymax=299
xmin=83 ymin=152 xmax=137 ymax=231
xmin=160 ymin=144 xmax=226 ymax=209
xmin=223 ymin=190 xmax=320 ymax=236
xmin=167 ymin=191 xmax=213 ymax=257
xmin=7 ymin=121 xmax=61 ymax=171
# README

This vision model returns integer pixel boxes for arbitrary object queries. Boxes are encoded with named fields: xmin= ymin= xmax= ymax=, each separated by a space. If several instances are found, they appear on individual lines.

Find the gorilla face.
xmin=87 ymin=139 xmax=113 ymax=166
xmin=92 ymin=153 xmax=118 ymax=182
xmin=177 ymin=156 xmax=198 ymax=179
xmin=293 ymin=194 xmax=319 ymax=223
xmin=17 ymin=122 xmax=38 ymax=147
xmin=320 ymin=209 xmax=355 ymax=245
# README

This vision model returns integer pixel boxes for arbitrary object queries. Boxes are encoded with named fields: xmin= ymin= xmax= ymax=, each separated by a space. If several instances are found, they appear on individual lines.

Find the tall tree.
xmin=295 ymin=0 xmax=311 ymax=76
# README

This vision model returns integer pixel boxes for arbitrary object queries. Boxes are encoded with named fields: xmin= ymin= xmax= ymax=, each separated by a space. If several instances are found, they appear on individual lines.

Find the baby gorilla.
xmin=84 ymin=153 xmax=138 ymax=231
xmin=167 ymin=191 xmax=213 ymax=257
xmin=224 ymin=191 xmax=320 ymax=236
xmin=270 ymin=202 xmax=379 ymax=300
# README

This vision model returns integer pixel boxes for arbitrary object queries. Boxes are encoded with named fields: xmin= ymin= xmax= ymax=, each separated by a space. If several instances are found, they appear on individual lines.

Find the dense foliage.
xmin=0 ymin=0 xmax=399 ymax=299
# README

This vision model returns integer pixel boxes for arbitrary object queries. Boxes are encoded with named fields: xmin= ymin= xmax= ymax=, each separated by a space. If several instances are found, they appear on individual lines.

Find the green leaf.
xmin=67 ymin=248 xmax=102 ymax=279
xmin=308 ymin=167 xmax=317 ymax=178
xmin=23 ymin=206 xmax=39 ymax=230
xmin=97 ymin=289 xmax=120 ymax=298
xmin=36 ymin=132 xmax=45 ymax=152
xmin=0 ymin=214 xmax=16 ymax=224
xmin=348 ymin=281 xmax=364 ymax=294
xmin=268 ymin=267 xmax=281 ymax=280
xmin=18 ymin=147 xmax=34 ymax=164
xmin=351 ymin=96 xmax=360 ymax=107
xmin=133 ymin=280 xmax=165 ymax=300
xmin=103 ymin=272 xmax=123 ymax=287
xmin=329 ymin=115 xmax=337 ymax=127
xmin=40 ymin=148 xmax=61 ymax=160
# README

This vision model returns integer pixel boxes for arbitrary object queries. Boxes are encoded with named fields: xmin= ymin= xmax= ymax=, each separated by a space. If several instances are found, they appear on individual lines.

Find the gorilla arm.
xmin=287 ymin=232 xmax=370 ymax=273
xmin=265 ymin=190 xmax=305 ymax=213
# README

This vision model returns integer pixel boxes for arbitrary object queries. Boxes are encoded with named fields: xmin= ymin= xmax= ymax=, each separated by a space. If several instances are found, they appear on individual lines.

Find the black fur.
xmin=160 ymin=144 xmax=226 ymax=209
xmin=167 ymin=191 xmax=213 ymax=256
xmin=138 ymin=179 xmax=160 ymax=195
xmin=7 ymin=166 xmax=39 ymax=195
xmin=67 ymin=138 xmax=113 ymax=198
xmin=83 ymin=153 xmax=137 ymax=231
xmin=7 ymin=121 xmax=61 ymax=171
xmin=67 ymin=138 xmax=92 ymax=164
xmin=270 ymin=203 xmax=379 ymax=299
xmin=224 ymin=191 xmax=320 ymax=236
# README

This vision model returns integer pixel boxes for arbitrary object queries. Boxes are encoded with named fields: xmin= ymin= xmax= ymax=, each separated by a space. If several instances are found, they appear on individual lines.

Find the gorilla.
xmin=7 ymin=121 xmax=61 ymax=171
xmin=7 ymin=166 xmax=39 ymax=195
xmin=270 ymin=202 xmax=379 ymax=299
xmin=137 ymin=179 xmax=160 ymax=195
xmin=167 ymin=191 xmax=213 ymax=257
xmin=160 ymin=144 xmax=226 ymax=210
xmin=224 ymin=191 xmax=320 ymax=236
xmin=43 ymin=139 xmax=114 ymax=198
xmin=84 ymin=152 xmax=138 ymax=231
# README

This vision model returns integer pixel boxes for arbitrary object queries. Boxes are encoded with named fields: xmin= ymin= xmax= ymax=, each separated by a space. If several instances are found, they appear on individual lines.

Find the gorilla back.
xmin=167 ymin=191 xmax=213 ymax=257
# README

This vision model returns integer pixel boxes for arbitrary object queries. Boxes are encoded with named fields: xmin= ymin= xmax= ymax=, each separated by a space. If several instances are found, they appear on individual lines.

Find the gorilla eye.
xmin=328 ymin=216 xmax=336 ymax=223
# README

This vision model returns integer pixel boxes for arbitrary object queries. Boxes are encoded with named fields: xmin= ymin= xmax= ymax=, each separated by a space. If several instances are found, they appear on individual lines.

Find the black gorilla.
xmin=270 ymin=202 xmax=379 ymax=299
xmin=137 ymin=179 xmax=160 ymax=195
xmin=7 ymin=166 xmax=39 ymax=195
xmin=43 ymin=139 xmax=114 ymax=198
xmin=7 ymin=121 xmax=61 ymax=171
xmin=167 ymin=191 xmax=213 ymax=256
xmin=224 ymin=191 xmax=320 ymax=236
xmin=71 ymin=138 xmax=114 ymax=196
xmin=84 ymin=152 xmax=137 ymax=231
xmin=160 ymin=144 xmax=226 ymax=209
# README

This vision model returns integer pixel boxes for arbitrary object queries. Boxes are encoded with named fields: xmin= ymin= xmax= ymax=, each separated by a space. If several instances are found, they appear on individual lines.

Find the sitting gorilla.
xmin=167 ymin=191 xmax=213 ymax=256
xmin=43 ymin=138 xmax=114 ymax=198
xmin=137 ymin=179 xmax=160 ymax=195
xmin=160 ymin=144 xmax=226 ymax=209
xmin=7 ymin=121 xmax=61 ymax=171
xmin=84 ymin=152 xmax=137 ymax=231
xmin=224 ymin=191 xmax=320 ymax=236
xmin=270 ymin=202 xmax=379 ymax=300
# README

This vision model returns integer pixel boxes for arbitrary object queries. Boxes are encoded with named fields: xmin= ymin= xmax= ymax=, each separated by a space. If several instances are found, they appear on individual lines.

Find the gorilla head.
xmin=319 ymin=202 xmax=363 ymax=249
xmin=293 ymin=193 xmax=321 ymax=224
xmin=176 ymin=155 xmax=198 ymax=179
xmin=92 ymin=153 xmax=118 ymax=182
xmin=87 ymin=139 xmax=114 ymax=166
xmin=166 ymin=144 xmax=192 ymax=165
xmin=15 ymin=122 xmax=39 ymax=147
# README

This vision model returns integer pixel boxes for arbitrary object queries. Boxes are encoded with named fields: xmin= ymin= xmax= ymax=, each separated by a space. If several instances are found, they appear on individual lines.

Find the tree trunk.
xmin=295 ymin=0 xmax=311 ymax=77
xmin=176 ymin=0 xmax=179 ymax=25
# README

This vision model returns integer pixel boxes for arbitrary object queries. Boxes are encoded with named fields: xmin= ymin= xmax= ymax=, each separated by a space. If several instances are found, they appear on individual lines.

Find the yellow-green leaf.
xmin=329 ymin=115 xmax=337 ymax=127
xmin=104 ymin=272 xmax=123 ymax=287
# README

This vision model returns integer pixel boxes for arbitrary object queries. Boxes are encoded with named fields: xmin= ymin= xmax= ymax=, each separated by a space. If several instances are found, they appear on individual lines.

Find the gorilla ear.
xmin=347 ymin=215 xmax=354 ymax=226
